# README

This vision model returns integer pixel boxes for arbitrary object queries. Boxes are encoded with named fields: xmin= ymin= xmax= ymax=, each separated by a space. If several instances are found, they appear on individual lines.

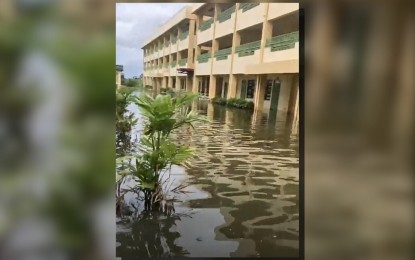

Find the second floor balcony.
xmin=195 ymin=52 xmax=212 ymax=75
xmin=212 ymin=47 xmax=232 ymax=75
xmin=170 ymin=35 xmax=178 ymax=53
xmin=169 ymin=60 xmax=177 ymax=75
xmin=233 ymin=40 xmax=261 ymax=74
xmin=267 ymin=3 xmax=299 ymax=21
xmin=236 ymin=3 xmax=265 ymax=31
xmin=197 ymin=17 xmax=214 ymax=45
xmin=215 ymin=5 xmax=236 ymax=39
xmin=178 ymin=30 xmax=189 ymax=51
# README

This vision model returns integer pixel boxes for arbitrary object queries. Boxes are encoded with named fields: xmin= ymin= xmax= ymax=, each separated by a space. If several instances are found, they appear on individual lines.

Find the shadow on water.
xmin=116 ymin=97 xmax=299 ymax=257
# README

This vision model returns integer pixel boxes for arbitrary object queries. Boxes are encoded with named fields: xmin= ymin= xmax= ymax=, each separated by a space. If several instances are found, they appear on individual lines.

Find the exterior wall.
xmin=267 ymin=3 xmax=299 ymax=21
xmin=169 ymin=62 xmax=178 ymax=76
xmin=215 ymin=10 xmax=236 ymax=39
xmin=232 ymin=50 xmax=261 ymax=74
xmin=291 ymin=91 xmax=299 ymax=135
xmin=195 ymin=58 xmax=212 ymax=76
xmin=277 ymin=75 xmax=295 ymax=113
xmin=116 ymin=71 xmax=122 ymax=87
xmin=263 ymin=42 xmax=299 ymax=63
xmin=235 ymin=3 xmax=266 ymax=31
xmin=178 ymin=36 xmax=189 ymax=51
xmin=141 ymin=3 xmax=299 ymax=114
xmin=197 ymin=21 xmax=214 ymax=44
xmin=212 ymin=56 xmax=232 ymax=75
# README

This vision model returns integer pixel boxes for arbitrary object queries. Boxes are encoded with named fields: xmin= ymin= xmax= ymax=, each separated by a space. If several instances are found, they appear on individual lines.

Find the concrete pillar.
xmin=291 ymin=90 xmax=299 ymax=135
xmin=168 ymin=76 xmax=173 ymax=89
xmin=175 ymin=76 xmax=181 ymax=91
xmin=227 ymin=4 xmax=240 ymax=99
xmin=275 ymin=75 xmax=295 ymax=122
xmin=209 ymin=38 xmax=219 ymax=99
xmin=251 ymin=108 xmax=263 ymax=126
xmin=254 ymin=75 xmax=267 ymax=111
xmin=207 ymin=103 xmax=214 ymax=121
xmin=209 ymin=75 xmax=217 ymax=99
xmin=259 ymin=4 xmax=272 ymax=63
xmin=187 ymin=76 xmax=193 ymax=93
xmin=188 ymin=19 xmax=196 ymax=67
xmin=287 ymin=75 xmax=299 ymax=115
xmin=162 ymin=77 xmax=167 ymax=89
xmin=192 ymin=45 xmax=201 ymax=93
xmin=228 ymin=74 xmax=238 ymax=99
xmin=153 ymin=78 xmax=159 ymax=95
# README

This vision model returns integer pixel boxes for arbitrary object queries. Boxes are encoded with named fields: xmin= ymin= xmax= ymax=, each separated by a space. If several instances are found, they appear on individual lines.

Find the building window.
xmin=264 ymin=80 xmax=273 ymax=100
xmin=246 ymin=80 xmax=255 ymax=99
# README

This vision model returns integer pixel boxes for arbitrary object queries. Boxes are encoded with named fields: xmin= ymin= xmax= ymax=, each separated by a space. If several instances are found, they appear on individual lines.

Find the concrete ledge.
xmin=142 ymin=6 xmax=195 ymax=48
xmin=245 ymin=59 xmax=299 ymax=74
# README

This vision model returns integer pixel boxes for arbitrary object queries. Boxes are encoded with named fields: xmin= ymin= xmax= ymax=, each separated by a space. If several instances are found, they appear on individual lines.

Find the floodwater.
xmin=116 ymin=95 xmax=299 ymax=258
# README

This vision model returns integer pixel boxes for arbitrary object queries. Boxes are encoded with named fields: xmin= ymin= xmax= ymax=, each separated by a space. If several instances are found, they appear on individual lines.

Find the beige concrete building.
xmin=116 ymin=65 xmax=123 ymax=88
xmin=142 ymin=3 xmax=299 ymax=128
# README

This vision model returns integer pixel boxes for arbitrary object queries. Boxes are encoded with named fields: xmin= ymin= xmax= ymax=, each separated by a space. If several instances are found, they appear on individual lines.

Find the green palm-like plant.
xmin=116 ymin=86 xmax=137 ymax=116
xmin=119 ymin=92 xmax=207 ymax=211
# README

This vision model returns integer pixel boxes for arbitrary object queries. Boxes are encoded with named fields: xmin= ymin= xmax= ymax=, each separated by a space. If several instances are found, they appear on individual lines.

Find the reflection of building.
xmin=116 ymin=65 xmax=123 ymax=88
xmin=142 ymin=3 xmax=299 ymax=129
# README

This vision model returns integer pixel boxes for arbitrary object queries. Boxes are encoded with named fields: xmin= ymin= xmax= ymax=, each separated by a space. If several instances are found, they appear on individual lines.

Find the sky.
xmin=116 ymin=3 xmax=190 ymax=78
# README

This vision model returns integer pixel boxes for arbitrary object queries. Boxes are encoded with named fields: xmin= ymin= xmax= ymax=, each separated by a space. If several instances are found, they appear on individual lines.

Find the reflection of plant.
xmin=117 ymin=210 xmax=194 ymax=257
xmin=118 ymin=92 xmax=206 ymax=212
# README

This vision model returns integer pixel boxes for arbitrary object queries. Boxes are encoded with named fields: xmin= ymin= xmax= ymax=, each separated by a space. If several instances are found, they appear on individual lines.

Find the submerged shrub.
xmin=211 ymin=97 xmax=254 ymax=110
xmin=211 ymin=97 xmax=227 ymax=105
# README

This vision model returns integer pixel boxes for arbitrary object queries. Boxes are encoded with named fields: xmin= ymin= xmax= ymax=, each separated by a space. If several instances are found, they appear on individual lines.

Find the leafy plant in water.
xmin=119 ymin=92 xmax=207 ymax=213
xmin=116 ymin=86 xmax=138 ymax=136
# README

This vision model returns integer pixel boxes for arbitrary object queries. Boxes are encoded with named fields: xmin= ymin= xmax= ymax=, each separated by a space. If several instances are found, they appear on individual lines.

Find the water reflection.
xmin=116 ymin=98 xmax=299 ymax=257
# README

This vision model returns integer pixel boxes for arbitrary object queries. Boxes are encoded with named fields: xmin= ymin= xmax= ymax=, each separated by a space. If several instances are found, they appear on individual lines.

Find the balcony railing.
xmin=214 ymin=47 xmax=232 ymax=61
xmin=265 ymin=31 xmax=299 ymax=52
xmin=170 ymin=60 xmax=177 ymax=67
xmin=199 ymin=18 xmax=213 ymax=32
xmin=178 ymin=58 xmax=187 ymax=66
xmin=235 ymin=40 xmax=261 ymax=57
xmin=163 ymin=63 xmax=168 ymax=68
xmin=239 ymin=3 xmax=260 ymax=13
xmin=197 ymin=53 xmax=211 ymax=63
xmin=217 ymin=5 xmax=236 ymax=23
xmin=158 ymin=64 xmax=162 ymax=69
xmin=179 ymin=30 xmax=189 ymax=40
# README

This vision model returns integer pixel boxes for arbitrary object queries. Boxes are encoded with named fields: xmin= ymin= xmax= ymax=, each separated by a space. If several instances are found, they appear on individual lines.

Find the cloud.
xmin=116 ymin=3 xmax=190 ymax=78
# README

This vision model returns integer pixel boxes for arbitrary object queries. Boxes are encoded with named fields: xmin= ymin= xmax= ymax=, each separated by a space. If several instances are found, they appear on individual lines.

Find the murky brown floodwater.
xmin=116 ymin=94 xmax=299 ymax=257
